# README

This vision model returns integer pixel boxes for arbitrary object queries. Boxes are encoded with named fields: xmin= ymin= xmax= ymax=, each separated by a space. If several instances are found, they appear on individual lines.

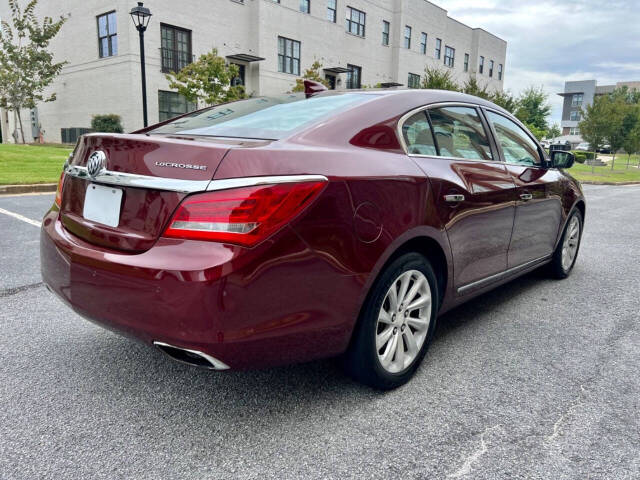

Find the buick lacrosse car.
xmin=41 ymin=84 xmax=584 ymax=389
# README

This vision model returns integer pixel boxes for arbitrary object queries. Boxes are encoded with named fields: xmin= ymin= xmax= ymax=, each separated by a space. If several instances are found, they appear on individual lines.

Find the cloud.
xmin=436 ymin=0 xmax=640 ymax=122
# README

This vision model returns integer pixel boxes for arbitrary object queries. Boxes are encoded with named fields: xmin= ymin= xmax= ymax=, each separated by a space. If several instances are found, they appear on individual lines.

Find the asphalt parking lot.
xmin=1 ymin=185 xmax=639 ymax=479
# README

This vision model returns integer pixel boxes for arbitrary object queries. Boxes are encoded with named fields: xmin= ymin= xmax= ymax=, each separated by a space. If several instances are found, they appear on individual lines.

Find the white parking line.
xmin=0 ymin=207 xmax=41 ymax=228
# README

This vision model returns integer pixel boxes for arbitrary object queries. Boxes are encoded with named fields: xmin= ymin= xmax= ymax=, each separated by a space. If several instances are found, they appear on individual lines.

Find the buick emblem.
xmin=87 ymin=151 xmax=106 ymax=178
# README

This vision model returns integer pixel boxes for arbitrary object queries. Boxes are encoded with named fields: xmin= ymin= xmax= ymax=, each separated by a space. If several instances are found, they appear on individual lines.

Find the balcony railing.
xmin=160 ymin=48 xmax=195 ymax=73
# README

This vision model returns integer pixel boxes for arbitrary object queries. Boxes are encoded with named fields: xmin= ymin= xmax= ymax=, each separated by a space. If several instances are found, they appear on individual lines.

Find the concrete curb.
xmin=0 ymin=183 xmax=57 ymax=195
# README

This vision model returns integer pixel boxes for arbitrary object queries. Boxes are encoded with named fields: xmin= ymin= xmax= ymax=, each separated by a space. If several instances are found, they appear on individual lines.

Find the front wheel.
xmin=549 ymin=210 xmax=583 ymax=279
xmin=343 ymin=252 xmax=439 ymax=389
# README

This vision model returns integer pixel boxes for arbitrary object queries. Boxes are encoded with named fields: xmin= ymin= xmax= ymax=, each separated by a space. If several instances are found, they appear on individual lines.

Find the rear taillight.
xmin=163 ymin=180 xmax=327 ymax=247
xmin=54 ymin=172 xmax=65 ymax=207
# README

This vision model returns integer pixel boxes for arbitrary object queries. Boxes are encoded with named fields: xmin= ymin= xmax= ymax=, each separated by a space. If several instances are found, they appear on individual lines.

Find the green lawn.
xmin=569 ymin=155 xmax=640 ymax=184
xmin=0 ymin=144 xmax=71 ymax=185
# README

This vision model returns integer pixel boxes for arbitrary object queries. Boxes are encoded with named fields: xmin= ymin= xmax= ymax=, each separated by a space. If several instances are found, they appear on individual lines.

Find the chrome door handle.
xmin=444 ymin=194 xmax=465 ymax=203
xmin=520 ymin=193 xmax=533 ymax=201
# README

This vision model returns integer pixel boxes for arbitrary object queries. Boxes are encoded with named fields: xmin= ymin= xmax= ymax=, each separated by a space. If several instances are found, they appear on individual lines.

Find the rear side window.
xmin=427 ymin=106 xmax=492 ymax=160
xmin=148 ymin=93 xmax=374 ymax=139
xmin=402 ymin=111 xmax=436 ymax=155
xmin=486 ymin=111 xmax=542 ymax=167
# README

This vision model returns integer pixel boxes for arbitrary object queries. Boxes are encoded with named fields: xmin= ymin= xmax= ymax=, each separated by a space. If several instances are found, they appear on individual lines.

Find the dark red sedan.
xmin=41 ymin=86 xmax=584 ymax=389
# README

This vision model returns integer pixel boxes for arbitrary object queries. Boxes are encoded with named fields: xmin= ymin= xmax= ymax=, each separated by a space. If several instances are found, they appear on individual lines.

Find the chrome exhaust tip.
xmin=153 ymin=341 xmax=230 ymax=370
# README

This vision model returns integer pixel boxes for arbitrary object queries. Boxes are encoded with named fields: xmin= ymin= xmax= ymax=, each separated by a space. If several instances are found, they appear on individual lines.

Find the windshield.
xmin=148 ymin=93 xmax=374 ymax=139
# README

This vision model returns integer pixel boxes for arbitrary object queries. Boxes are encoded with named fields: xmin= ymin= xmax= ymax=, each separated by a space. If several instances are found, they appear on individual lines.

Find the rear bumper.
xmin=40 ymin=208 xmax=362 ymax=369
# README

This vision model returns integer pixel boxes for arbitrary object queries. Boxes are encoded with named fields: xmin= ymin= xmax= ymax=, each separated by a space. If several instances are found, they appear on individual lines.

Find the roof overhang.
xmin=226 ymin=53 xmax=265 ymax=63
xmin=557 ymin=92 xmax=584 ymax=97
xmin=380 ymin=82 xmax=404 ymax=88
xmin=323 ymin=66 xmax=352 ymax=74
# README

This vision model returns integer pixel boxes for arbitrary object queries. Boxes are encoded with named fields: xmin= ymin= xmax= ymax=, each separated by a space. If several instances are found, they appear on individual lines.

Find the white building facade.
xmin=0 ymin=0 xmax=507 ymax=144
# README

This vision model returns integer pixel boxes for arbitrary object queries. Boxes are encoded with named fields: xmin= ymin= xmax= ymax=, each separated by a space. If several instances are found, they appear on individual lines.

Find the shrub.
xmin=571 ymin=150 xmax=595 ymax=163
xmin=91 ymin=114 xmax=124 ymax=133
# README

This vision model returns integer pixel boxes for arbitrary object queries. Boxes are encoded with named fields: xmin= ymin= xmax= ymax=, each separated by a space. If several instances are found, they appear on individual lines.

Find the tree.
xmin=166 ymin=48 xmax=246 ymax=106
xmin=490 ymin=90 xmax=518 ymax=114
xmin=0 ymin=0 xmax=67 ymax=143
xmin=461 ymin=76 xmax=490 ymax=99
xmin=292 ymin=60 xmax=329 ymax=92
xmin=604 ymin=87 xmax=640 ymax=170
xmin=621 ymin=106 xmax=640 ymax=168
xmin=91 ymin=114 xmax=123 ymax=133
xmin=579 ymin=96 xmax=609 ymax=173
xmin=421 ymin=67 xmax=459 ymax=91
xmin=514 ymin=86 xmax=551 ymax=132
xmin=600 ymin=95 xmax=627 ymax=169
xmin=547 ymin=123 xmax=561 ymax=140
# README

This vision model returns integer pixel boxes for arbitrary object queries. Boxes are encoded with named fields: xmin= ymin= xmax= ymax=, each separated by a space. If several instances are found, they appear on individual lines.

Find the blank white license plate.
xmin=83 ymin=183 xmax=123 ymax=227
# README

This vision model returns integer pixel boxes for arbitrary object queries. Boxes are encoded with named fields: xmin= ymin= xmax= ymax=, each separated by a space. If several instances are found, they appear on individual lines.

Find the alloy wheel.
xmin=561 ymin=216 xmax=580 ymax=272
xmin=376 ymin=270 xmax=432 ymax=374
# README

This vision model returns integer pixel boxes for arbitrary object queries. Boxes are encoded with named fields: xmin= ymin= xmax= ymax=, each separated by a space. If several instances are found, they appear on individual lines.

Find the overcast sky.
xmin=437 ymin=0 xmax=640 ymax=124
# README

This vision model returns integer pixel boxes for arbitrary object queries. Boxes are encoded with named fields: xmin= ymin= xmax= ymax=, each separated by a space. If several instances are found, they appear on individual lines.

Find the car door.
xmin=484 ymin=110 xmax=563 ymax=268
xmin=401 ymin=105 xmax=517 ymax=292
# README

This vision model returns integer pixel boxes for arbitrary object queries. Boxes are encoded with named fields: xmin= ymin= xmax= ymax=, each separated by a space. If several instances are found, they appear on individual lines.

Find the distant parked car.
xmin=598 ymin=144 xmax=612 ymax=154
xmin=575 ymin=142 xmax=590 ymax=151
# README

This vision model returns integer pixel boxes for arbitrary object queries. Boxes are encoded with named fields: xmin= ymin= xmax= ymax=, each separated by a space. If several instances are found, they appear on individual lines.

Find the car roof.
xmin=313 ymin=88 xmax=508 ymax=112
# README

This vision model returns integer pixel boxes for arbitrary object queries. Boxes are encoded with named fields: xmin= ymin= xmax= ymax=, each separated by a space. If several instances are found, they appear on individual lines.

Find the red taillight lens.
xmin=163 ymin=180 xmax=327 ymax=247
xmin=54 ymin=172 xmax=65 ymax=207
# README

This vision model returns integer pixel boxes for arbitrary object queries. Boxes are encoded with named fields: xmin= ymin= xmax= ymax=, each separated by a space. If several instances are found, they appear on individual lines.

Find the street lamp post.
xmin=130 ymin=2 xmax=152 ymax=127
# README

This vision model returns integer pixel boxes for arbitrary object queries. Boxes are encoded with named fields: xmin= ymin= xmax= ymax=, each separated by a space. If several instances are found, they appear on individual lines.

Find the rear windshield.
xmin=148 ymin=93 xmax=374 ymax=139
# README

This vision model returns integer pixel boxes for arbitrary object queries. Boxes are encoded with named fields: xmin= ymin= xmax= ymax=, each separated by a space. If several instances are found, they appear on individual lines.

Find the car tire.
xmin=343 ymin=252 xmax=439 ymax=390
xmin=549 ymin=209 xmax=583 ymax=279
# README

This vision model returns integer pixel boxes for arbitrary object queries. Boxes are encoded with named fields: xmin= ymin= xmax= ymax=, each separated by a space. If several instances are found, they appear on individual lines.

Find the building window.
xmin=570 ymin=110 xmax=580 ymax=121
xmin=420 ymin=32 xmax=427 ymax=54
xmin=498 ymin=63 xmax=503 ymax=80
xmin=464 ymin=53 xmax=469 ymax=72
xmin=479 ymin=56 xmax=484 ymax=74
xmin=278 ymin=36 xmax=301 ymax=75
xmin=161 ymin=24 xmax=192 ymax=73
xmin=382 ymin=20 xmax=389 ymax=46
xmin=404 ymin=26 xmax=411 ymax=49
xmin=97 ymin=11 xmax=117 ymax=58
xmin=327 ymin=0 xmax=336 ymax=22
xmin=569 ymin=127 xmax=580 ymax=135
xmin=158 ymin=90 xmax=196 ymax=122
xmin=346 ymin=7 xmax=366 ymax=37
xmin=300 ymin=0 xmax=310 ymax=14
xmin=489 ymin=60 xmax=494 ymax=77
xmin=572 ymin=93 xmax=583 ymax=107
xmin=444 ymin=46 xmax=455 ymax=67
xmin=408 ymin=73 xmax=420 ymax=89
xmin=346 ymin=64 xmax=361 ymax=89
xmin=435 ymin=38 xmax=441 ymax=59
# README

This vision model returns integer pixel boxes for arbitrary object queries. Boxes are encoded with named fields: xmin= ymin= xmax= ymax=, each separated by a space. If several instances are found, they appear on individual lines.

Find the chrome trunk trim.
xmin=65 ymin=165 xmax=211 ymax=193
xmin=206 ymin=174 xmax=328 ymax=191
xmin=64 ymin=164 xmax=328 ymax=194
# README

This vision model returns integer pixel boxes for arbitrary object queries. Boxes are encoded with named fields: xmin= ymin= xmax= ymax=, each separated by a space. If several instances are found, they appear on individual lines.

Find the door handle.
xmin=520 ymin=193 xmax=533 ymax=201
xmin=444 ymin=194 xmax=465 ymax=204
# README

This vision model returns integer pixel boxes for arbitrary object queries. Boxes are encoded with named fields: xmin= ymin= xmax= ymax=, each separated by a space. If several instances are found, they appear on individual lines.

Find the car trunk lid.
xmin=59 ymin=133 xmax=266 ymax=252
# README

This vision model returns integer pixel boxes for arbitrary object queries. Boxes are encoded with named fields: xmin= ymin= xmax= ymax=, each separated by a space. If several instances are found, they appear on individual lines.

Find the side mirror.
xmin=550 ymin=150 xmax=575 ymax=169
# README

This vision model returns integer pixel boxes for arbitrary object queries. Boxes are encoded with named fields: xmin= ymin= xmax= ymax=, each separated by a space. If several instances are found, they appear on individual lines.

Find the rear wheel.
xmin=549 ymin=210 xmax=583 ymax=279
xmin=344 ymin=252 xmax=439 ymax=389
